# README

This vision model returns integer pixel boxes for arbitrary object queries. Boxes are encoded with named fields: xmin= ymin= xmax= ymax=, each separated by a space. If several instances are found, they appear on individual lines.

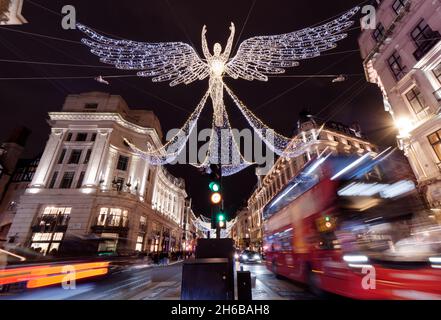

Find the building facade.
xmin=0 ymin=157 xmax=39 ymax=245
xmin=246 ymin=114 xmax=377 ymax=252
xmin=359 ymin=0 xmax=441 ymax=208
xmin=230 ymin=207 xmax=253 ymax=251
xmin=6 ymin=92 xmax=189 ymax=255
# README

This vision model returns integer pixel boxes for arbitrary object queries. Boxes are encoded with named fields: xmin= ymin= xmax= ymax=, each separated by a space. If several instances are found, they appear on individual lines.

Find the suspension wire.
xmin=316 ymin=78 xmax=366 ymax=117
xmin=0 ymin=58 xmax=116 ymax=68
xmin=0 ymin=26 xmax=81 ymax=44
xmin=233 ymin=0 xmax=257 ymax=53
xmin=253 ymin=51 xmax=359 ymax=112
xmin=164 ymin=0 xmax=197 ymax=49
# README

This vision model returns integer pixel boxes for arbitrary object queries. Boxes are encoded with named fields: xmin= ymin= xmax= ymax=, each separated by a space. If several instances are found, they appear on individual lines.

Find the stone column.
xmin=31 ymin=129 xmax=64 ymax=188
xmin=83 ymin=129 xmax=111 ymax=187
xmin=139 ymin=160 xmax=150 ymax=200
xmin=103 ymin=148 xmax=118 ymax=189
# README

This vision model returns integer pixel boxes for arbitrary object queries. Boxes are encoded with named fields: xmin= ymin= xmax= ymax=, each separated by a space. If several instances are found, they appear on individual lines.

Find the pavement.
xmin=0 ymin=260 xmax=316 ymax=300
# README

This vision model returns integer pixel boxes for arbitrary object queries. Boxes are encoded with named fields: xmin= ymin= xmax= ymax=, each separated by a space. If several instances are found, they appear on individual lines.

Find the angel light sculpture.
xmin=77 ymin=6 xmax=360 ymax=176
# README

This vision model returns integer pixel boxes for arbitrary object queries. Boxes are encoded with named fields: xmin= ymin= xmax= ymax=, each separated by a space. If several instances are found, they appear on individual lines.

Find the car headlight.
xmin=253 ymin=254 xmax=260 ymax=260
xmin=429 ymin=257 xmax=441 ymax=264
xmin=234 ymin=253 xmax=239 ymax=259
xmin=343 ymin=255 xmax=369 ymax=263
xmin=241 ymin=255 xmax=248 ymax=260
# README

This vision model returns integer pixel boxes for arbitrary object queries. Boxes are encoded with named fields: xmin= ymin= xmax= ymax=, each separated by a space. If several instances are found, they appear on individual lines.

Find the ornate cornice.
xmin=49 ymin=112 xmax=163 ymax=148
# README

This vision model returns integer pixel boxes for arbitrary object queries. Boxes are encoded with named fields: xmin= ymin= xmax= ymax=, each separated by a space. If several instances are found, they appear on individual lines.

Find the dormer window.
xmin=84 ymin=103 xmax=98 ymax=112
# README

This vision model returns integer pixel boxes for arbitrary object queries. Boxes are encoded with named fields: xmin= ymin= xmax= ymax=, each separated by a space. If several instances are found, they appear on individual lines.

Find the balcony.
xmin=31 ymin=214 xmax=70 ymax=233
xmin=91 ymin=216 xmax=129 ymax=235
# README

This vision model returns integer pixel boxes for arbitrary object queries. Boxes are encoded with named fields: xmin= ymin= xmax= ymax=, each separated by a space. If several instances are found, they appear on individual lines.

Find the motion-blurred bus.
xmin=263 ymin=150 xmax=441 ymax=299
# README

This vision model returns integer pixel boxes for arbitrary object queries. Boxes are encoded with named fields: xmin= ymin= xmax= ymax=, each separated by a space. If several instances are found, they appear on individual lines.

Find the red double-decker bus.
xmin=263 ymin=150 xmax=441 ymax=299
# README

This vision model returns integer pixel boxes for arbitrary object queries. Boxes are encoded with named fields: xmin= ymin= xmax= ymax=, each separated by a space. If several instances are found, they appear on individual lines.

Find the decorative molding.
xmin=49 ymin=112 xmax=163 ymax=149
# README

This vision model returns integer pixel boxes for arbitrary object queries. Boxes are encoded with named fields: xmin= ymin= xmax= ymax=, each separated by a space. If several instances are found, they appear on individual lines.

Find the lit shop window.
xmin=135 ymin=235 xmax=144 ymax=251
xmin=30 ymin=232 xmax=65 ymax=255
xmin=98 ymin=233 xmax=119 ymax=252
xmin=97 ymin=208 xmax=129 ymax=227
xmin=32 ymin=232 xmax=64 ymax=242
xmin=43 ymin=206 xmax=71 ymax=216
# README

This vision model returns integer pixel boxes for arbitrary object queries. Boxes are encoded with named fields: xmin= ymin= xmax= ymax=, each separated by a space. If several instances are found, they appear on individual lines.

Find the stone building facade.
xmin=6 ymin=92 xmax=189 ymax=255
xmin=359 ymin=0 xmax=441 ymax=208
xmin=246 ymin=114 xmax=377 ymax=252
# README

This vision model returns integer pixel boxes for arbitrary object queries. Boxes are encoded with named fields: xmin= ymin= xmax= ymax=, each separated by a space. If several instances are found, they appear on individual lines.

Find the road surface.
xmin=0 ymin=260 xmax=316 ymax=300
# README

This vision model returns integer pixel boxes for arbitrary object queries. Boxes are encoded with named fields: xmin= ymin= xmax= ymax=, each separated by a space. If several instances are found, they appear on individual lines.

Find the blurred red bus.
xmin=263 ymin=150 xmax=441 ymax=300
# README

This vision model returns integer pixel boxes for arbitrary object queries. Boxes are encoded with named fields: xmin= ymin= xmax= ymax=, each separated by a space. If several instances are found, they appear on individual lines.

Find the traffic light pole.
xmin=216 ymin=169 xmax=223 ymax=240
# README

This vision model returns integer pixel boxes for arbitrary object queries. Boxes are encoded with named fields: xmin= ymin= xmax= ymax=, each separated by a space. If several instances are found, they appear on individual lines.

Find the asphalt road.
xmin=0 ymin=260 xmax=316 ymax=300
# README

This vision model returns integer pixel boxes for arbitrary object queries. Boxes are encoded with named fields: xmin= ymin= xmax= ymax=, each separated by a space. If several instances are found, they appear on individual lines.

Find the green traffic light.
xmin=209 ymin=181 xmax=221 ymax=192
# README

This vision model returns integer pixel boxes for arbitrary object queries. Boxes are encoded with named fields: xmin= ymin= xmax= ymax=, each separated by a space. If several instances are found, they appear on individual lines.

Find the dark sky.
xmin=0 ymin=0 xmax=396 ymax=218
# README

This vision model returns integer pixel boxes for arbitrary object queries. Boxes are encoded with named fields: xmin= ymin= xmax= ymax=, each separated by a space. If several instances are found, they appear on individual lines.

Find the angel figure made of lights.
xmin=77 ymin=6 xmax=360 ymax=176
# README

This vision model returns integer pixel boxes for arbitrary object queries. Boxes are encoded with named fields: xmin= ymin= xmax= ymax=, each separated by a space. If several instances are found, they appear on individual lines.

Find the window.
xmin=60 ymin=172 xmax=75 ymax=189
xmin=428 ymin=130 xmax=441 ymax=162
xmin=372 ymin=23 xmax=385 ymax=42
xmin=68 ymin=150 xmax=82 ymax=164
xmin=434 ymin=63 xmax=441 ymax=84
xmin=411 ymin=20 xmax=440 ymax=61
xmin=58 ymin=149 xmax=66 ymax=164
xmin=97 ymin=208 xmax=129 ymax=227
xmin=84 ymin=149 xmax=91 ymax=164
xmin=135 ymin=235 xmax=144 ymax=252
xmin=84 ymin=103 xmax=98 ymax=111
xmin=66 ymin=133 xmax=72 ymax=142
xmin=91 ymin=133 xmax=97 ymax=142
xmin=49 ymin=171 xmax=58 ymax=189
xmin=113 ymin=177 xmax=125 ymax=191
xmin=388 ymin=51 xmax=406 ymax=81
xmin=140 ymin=216 xmax=147 ymax=231
xmin=405 ymin=87 xmax=427 ymax=115
xmin=392 ymin=0 xmax=407 ymax=14
xmin=42 ymin=206 xmax=71 ymax=216
xmin=30 ymin=233 xmax=64 ymax=255
xmin=117 ymin=155 xmax=129 ymax=171
xmin=77 ymin=171 xmax=85 ymax=188
xmin=76 ymin=133 xmax=88 ymax=142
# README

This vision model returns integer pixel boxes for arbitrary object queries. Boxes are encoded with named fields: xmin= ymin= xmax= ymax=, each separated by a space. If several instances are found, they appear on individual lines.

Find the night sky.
xmin=0 ymin=0 xmax=397 ymax=218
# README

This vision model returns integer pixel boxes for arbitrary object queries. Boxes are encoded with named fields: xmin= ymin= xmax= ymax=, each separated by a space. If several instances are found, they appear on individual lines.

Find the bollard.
xmin=237 ymin=270 xmax=252 ymax=301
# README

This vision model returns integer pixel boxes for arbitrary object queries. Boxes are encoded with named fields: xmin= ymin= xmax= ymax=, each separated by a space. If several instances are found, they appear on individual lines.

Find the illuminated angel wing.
xmin=226 ymin=7 xmax=360 ymax=81
xmin=77 ymin=24 xmax=209 ymax=86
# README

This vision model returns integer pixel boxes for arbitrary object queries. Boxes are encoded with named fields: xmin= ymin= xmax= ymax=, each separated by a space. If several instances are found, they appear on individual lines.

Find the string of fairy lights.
xmin=72 ymin=6 xmax=361 ymax=175
xmin=123 ymin=90 xmax=209 ymax=165
xmin=1 ymin=3 xmax=363 ymax=176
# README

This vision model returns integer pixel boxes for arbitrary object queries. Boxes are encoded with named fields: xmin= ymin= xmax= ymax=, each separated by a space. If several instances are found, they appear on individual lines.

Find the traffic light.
xmin=208 ymin=164 xmax=222 ymax=205
xmin=211 ymin=192 xmax=222 ymax=205
xmin=209 ymin=181 xmax=220 ymax=193
xmin=208 ymin=164 xmax=225 ymax=233
xmin=215 ymin=211 xmax=227 ymax=229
